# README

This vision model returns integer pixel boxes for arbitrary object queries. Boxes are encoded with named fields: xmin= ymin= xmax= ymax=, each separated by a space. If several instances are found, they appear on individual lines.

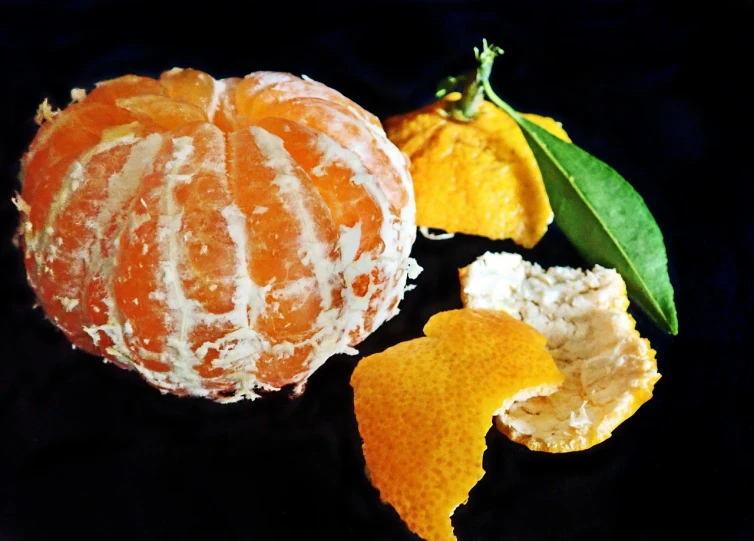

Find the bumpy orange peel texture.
xmin=385 ymin=92 xmax=570 ymax=248
xmin=350 ymin=308 xmax=563 ymax=541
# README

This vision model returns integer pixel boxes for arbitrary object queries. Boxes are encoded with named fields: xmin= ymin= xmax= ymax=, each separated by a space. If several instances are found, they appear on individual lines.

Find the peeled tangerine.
xmin=384 ymin=92 xmax=570 ymax=248
xmin=16 ymin=68 xmax=419 ymax=401
xmin=460 ymin=252 xmax=661 ymax=452
xmin=351 ymin=309 xmax=563 ymax=541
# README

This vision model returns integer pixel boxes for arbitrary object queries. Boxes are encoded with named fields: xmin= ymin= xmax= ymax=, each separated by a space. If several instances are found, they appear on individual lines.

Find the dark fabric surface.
xmin=1 ymin=1 xmax=752 ymax=540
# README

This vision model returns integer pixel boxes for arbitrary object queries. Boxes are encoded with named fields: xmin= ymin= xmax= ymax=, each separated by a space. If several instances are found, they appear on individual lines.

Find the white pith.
xmin=462 ymin=251 xmax=660 ymax=451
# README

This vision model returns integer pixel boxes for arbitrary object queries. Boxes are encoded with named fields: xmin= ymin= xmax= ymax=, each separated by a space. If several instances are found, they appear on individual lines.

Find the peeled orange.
xmin=17 ymin=68 xmax=419 ymax=401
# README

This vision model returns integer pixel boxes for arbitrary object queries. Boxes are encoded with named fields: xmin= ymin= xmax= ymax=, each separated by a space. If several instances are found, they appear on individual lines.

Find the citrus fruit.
xmin=385 ymin=92 xmax=570 ymax=248
xmin=351 ymin=308 xmax=563 ymax=541
xmin=460 ymin=252 xmax=661 ymax=452
xmin=16 ymin=68 xmax=418 ymax=401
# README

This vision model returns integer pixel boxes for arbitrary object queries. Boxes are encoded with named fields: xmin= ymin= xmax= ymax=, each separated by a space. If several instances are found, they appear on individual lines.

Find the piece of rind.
xmin=384 ymin=95 xmax=569 ymax=248
xmin=351 ymin=308 xmax=562 ymax=541
xmin=459 ymin=251 xmax=660 ymax=453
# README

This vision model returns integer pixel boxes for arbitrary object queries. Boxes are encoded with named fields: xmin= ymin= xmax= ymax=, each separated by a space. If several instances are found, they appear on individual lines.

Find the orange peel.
xmin=385 ymin=92 xmax=570 ymax=248
xmin=350 ymin=308 xmax=563 ymax=541
xmin=460 ymin=252 xmax=661 ymax=452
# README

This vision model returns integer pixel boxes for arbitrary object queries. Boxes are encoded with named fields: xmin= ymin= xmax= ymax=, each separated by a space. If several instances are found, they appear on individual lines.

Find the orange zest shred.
xmin=350 ymin=308 xmax=563 ymax=541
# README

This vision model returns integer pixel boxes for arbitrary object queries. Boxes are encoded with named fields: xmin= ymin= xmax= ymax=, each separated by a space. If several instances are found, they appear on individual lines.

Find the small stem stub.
xmin=439 ymin=39 xmax=504 ymax=122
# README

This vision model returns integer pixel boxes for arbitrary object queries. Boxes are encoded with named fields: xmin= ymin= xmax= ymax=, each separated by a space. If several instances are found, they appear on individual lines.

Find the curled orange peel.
xmin=350 ymin=308 xmax=563 ymax=541
xmin=460 ymin=252 xmax=661 ymax=453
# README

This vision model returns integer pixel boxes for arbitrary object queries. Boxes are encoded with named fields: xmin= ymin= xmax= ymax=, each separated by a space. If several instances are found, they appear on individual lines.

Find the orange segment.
xmin=80 ymin=134 xmax=166 ymax=361
xmin=236 ymin=71 xmax=381 ymax=129
xmin=115 ymin=95 xmax=207 ymax=130
xmin=111 ymin=139 xmax=175 ymax=366
xmin=351 ymin=308 xmax=563 ymax=541
xmin=169 ymin=123 xmax=237 ymax=381
xmin=33 ymin=142 xmax=135 ymax=353
xmin=160 ymin=68 xmax=216 ymax=114
xmin=86 ymin=75 xmax=165 ymax=104
xmin=165 ymin=123 xmax=236 ymax=315
xmin=255 ymin=117 xmax=384 ymax=260
xmin=226 ymin=128 xmax=322 ymax=338
xmin=256 ymin=117 xmax=390 ymax=344
xmin=241 ymin=96 xmax=407 ymax=211
xmin=22 ymin=103 xmax=137 ymax=235
xmin=385 ymin=93 xmax=570 ymax=248
xmin=226 ymin=126 xmax=343 ymax=386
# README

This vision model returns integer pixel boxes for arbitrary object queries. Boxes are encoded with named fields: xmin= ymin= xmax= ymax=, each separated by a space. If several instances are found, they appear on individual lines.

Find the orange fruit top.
xmin=385 ymin=92 xmax=570 ymax=248
xmin=17 ymin=68 xmax=418 ymax=401
xmin=351 ymin=308 xmax=563 ymax=541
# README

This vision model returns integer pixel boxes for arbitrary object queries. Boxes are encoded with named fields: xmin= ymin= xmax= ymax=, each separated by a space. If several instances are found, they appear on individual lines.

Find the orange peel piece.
xmin=351 ymin=308 xmax=563 ymax=541
xmin=460 ymin=252 xmax=661 ymax=452
xmin=385 ymin=93 xmax=570 ymax=248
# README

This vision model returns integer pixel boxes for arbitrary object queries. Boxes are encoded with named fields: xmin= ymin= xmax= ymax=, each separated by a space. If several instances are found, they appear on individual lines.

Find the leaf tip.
xmin=667 ymin=307 xmax=679 ymax=336
xmin=653 ymin=300 xmax=678 ymax=335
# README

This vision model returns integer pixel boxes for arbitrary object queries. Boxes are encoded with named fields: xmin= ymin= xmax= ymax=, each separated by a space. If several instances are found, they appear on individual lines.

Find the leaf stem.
xmin=481 ymin=79 xmax=518 ymax=119
xmin=445 ymin=40 xmax=504 ymax=121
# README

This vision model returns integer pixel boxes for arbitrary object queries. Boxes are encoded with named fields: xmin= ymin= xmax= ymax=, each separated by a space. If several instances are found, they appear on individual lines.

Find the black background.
xmin=1 ymin=1 xmax=753 ymax=540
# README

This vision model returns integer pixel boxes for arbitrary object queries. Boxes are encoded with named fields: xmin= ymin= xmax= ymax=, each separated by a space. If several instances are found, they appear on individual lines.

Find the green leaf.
xmin=482 ymin=84 xmax=678 ymax=334
xmin=520 ymin=116 xmax=678 ymax=334
xmin=445 ymin=42 xmax=678 ymax=334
